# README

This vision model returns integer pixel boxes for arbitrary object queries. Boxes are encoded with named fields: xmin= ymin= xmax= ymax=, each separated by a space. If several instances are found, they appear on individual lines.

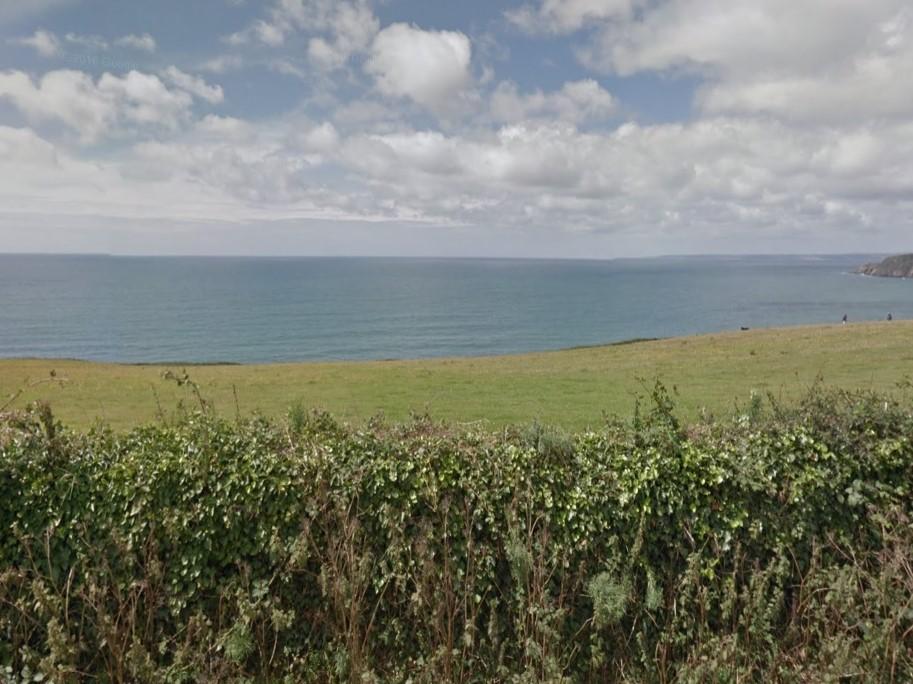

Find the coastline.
xmin=0 ymin=320 xmax=902 ymax=367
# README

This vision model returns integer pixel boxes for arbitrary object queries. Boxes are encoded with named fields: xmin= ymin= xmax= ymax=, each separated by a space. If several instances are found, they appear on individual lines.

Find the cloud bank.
xmin=1 ymin=0 xmax=911 ymax=256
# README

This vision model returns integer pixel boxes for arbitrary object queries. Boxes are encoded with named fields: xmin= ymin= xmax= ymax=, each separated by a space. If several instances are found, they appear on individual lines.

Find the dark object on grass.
xmin=740 ymin=326 xmax=750 ymax=331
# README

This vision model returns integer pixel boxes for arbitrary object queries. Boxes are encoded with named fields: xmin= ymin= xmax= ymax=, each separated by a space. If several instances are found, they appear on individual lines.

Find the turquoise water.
xmin=0 ymin=254 xmax=908 ymax=363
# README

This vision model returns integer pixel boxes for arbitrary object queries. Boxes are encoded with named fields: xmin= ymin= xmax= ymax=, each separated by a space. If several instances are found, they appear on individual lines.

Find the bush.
xmin=1 ymin=387 xmax=912 ymax=682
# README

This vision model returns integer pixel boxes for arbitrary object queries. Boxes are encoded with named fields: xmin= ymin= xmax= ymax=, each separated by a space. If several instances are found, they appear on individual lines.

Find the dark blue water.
xmin=0 ymin=254 xmax=909 ymax=363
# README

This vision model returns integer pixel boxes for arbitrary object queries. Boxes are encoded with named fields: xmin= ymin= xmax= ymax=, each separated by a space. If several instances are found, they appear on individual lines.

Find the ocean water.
xmin=0 ymin=254 xmax=908 ymax=363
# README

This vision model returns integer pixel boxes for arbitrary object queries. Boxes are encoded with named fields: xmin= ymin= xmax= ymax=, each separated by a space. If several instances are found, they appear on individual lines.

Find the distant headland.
xmin=856 ymin=254 xmax=913 ymax=278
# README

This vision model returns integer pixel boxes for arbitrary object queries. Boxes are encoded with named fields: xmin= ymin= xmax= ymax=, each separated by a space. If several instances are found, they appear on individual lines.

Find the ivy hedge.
xmin=1 ymin=386 xmax=912 ymax=682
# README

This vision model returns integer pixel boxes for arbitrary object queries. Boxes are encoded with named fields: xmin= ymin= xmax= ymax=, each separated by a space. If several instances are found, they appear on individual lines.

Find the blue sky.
xmin=0 ymin=0 xmax=911 ymax=257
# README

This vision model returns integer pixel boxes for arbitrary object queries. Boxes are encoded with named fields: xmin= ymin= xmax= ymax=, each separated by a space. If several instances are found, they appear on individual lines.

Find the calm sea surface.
xmin=0 ymin=254 xmax=908 ymax=363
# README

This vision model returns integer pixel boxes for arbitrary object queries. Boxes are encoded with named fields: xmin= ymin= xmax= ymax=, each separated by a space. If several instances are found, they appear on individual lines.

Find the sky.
xmin=0 ymin=0 xmax=911 ymax=258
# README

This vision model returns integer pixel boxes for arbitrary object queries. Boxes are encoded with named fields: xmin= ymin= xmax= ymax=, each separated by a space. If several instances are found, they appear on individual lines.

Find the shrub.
xmin=1 ymin=387 xmax=912 ymax=682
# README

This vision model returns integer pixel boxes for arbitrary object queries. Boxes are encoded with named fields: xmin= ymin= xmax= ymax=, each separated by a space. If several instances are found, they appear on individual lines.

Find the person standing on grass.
xmin=842 ymin=313 xmax=848 ymax=324
xmin=888 ymin=312 xmax=893 ymax=321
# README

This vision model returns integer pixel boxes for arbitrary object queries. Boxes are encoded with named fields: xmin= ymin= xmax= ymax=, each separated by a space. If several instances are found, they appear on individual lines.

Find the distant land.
xmin=857 ymin=253 xmax=913 ymax=278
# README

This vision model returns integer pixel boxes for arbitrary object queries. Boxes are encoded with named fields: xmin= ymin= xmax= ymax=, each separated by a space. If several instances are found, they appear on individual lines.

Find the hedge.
xmin=1 ymin=386 xmax=912 ymax=682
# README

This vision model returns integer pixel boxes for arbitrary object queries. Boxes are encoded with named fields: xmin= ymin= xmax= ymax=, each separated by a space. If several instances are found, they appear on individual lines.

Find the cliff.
xmin=857 ymin=254 xmax=913 ymax=278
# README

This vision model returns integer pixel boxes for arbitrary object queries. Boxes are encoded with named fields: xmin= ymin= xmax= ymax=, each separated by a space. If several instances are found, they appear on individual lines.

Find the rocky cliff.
xmin=857 ymin=254 xmax=913 ymax=278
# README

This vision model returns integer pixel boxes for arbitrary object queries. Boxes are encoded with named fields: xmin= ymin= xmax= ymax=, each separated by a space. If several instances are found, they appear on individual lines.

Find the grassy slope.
xmin=2 ymin=321 xmax=912 ymax=431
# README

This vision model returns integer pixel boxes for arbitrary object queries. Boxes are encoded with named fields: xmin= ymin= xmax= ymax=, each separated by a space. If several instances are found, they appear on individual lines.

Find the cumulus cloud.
xmin=490 ymin=79 xmax=615 ymax=124
xmin=162 ymin=66 xmax=224 ymax=104
xmin=507 ymin=0 xmax=639 ymax=33
xmin=225 ymin=19 xmax=285 ymax=46
xmin=11 ymin=30 xmax=159 ymax=57
xmin=366 ymin=23 xmax=472 ymax=115
xmin=224 ymin=0 xmax=378 ymax=68
xmin=0 ymin=125 xmax=59 ymax=165
xmin=132 ymin=122 xmax=356 ymax=208
xmin=332 ymin=98 xmax=403 ymax=131
xmin=546 ymin=1 xmax=913 ymax=125
xmin=306 ymin=1 xmax=379 ymax=69
xmin=3 ymin=110 xmax=913 ymax=252
xmin=64 ymin=32 xmax=108 ymax=50
xmin=10 ymin=29 xmax=60 ymax=57
xmin=580 ymin=0 xmax=905 ymax=76
xmin=334 ymin=115 xmax=913 ymax=241
xmin=698 ymin=58 xmax=913 ymax=123
xmin=0 ymin=122 xmax=374 ymax=229
xmin=2 ymin=0 xmax=913 ymax=255
xmin=115 ymin=33 xmax=157 ymax=52
xmin=296 ymin=121 xmax=340 ymax=153
xmin=695 ymin=7 xmax=913 ymax=122
xmin=0 ymin=69 xmax=194 ymax=143
xmin=195 ymin=114 xmax=252 ymax=140
xmin=0 ymin=124 xmax=272 ymax=225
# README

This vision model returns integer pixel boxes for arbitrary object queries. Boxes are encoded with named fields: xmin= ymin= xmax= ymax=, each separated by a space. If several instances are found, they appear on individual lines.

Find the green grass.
xmin=2 ymin=321 xmax=912 ymax=431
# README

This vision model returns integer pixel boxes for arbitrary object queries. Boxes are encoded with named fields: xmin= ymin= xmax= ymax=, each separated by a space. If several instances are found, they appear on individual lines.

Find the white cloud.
xmin=195 ymin=114 xmax=253 ymax=140
xmin=199 ymin=55 xmax=245 ymax=74
xmin=0 ymin=125 xmax=59 ymax=165
xmin=225 ymin=19 xmax=285 ymax=46
xmin=507 ymin=0 xmax=639 ymax=33
xmin=297 ymin=121 xmax=340 ymax=153
xmin=2 ymin=109 xmax=912 ymax=253
xmin=0 ymin=125 xmax=257 ymax=224
xmin=2 ymin=0 xmax=913 ymax=255
xmin=306 ymin=1 xmax=379 ymax=68
xmin=223 ymin=0 xmax=378 ymax=66
xmin=267 ymin=59 xmax=305 ymax=79
xmin=11 ymin=29 xmax=61 ymax=57
xmin=332 ymin=98 xmax=403 ymax=132
xmin=581 ymin=0 xmax=905 ymax=77
xmin=558 ymin=1 xmax=913 ymax=125
xmin=695 ymin=7 xmax=913 ymax=123
xmin=490 ymin=79 xmax=615 ymax=124
xmin=698 ymin=57 xmax=913 ymax=123
xmin=0 ymin=69 xmax=194 ymax=143
xmin=366 ymin=24 xmax=472 ymax=114
xmin=335 ymin=116 xmax=913 ymax=241
xmin=132 ymin=134 xmax=349 ymax=208
xmin=162 ymin=66 xmax=225 ymax=104
xmin=115 ymin=33 xmax=157 ymax=53
xmin=0 ymin=123 xmax=376 ymax=229
xmin=64 ymin=32 xmax=108 ymax=50
xmin=11 ymin=30 xmax=158 ymax=58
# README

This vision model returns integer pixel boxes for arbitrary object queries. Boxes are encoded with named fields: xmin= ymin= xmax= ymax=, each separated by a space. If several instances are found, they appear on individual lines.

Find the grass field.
xmin=2 ymin=321 xmax=912 ymax=431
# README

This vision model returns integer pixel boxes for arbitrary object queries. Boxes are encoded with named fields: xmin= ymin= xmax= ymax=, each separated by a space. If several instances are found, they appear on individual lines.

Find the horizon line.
xmin=0 ymin=250 xmax=895 ymax=261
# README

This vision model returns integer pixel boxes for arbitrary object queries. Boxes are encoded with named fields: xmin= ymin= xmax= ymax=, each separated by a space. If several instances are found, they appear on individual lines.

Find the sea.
xmin=0 ymin=253 xmax=908 ymax=364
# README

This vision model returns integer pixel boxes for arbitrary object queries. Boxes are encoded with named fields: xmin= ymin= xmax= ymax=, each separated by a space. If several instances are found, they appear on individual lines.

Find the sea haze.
xmin=0 ymin=254 xmax=907 ymax=364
